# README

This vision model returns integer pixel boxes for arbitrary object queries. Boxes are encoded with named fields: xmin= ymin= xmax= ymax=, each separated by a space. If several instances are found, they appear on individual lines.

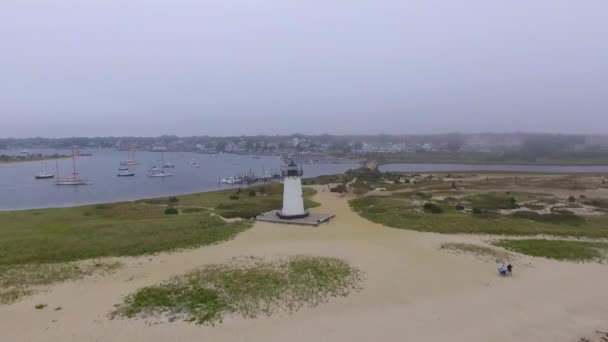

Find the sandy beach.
xmin=1 ymin=185 xmax=607 ymax=342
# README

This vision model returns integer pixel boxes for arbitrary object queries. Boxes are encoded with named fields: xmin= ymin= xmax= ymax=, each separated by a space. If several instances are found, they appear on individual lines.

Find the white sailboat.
xmin=55 ymin=147 xmax=88 ymax=185
xmin=34 ymin=162 xmax=54 ymax=179
xmin=120 ymin=149 xmax=138 ymax=165
xmin=148 ymin=151 xmax=173 ymax=177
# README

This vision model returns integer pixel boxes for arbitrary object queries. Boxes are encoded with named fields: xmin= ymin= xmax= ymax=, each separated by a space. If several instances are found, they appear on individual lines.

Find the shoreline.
xmin=0 ymin=155 xmax=70 ymax=165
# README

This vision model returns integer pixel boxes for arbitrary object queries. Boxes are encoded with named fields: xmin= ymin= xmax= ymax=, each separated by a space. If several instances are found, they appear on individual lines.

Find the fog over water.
xmin=1 ymin=1 xmax=607 ymax=137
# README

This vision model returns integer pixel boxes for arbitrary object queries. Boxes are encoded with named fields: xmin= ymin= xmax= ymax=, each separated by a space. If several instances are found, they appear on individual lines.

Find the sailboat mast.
xmin=72 ymin=147 xmax=77 ymax=176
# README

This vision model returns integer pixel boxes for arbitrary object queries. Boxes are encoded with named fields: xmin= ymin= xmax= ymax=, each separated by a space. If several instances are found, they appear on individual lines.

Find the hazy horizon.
xmin=2 ymin=1 xmax=607 ymax=137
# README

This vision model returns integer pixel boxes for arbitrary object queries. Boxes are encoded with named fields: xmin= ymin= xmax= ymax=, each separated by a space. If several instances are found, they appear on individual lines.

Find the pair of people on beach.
xmin=498 ymin=264 xmax=513 ymax=276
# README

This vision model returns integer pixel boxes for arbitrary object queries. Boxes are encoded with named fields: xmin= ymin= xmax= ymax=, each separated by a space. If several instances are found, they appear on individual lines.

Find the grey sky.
xmin=1 ymin=0 xmax=607 ymax=137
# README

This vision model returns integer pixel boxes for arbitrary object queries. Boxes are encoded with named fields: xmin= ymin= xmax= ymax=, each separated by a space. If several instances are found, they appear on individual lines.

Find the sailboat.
xmin=148 ymin=152 xmax=173 ymax=177
xmin=55 ymin=147 xmax=88 ymax=185
xmin=120 ymin=149 xmax=138 ymax=165
xmin=117 ymin=171 xmax=135 ymax=177
xmin=34 ymin=162 xmax=54 ymax=179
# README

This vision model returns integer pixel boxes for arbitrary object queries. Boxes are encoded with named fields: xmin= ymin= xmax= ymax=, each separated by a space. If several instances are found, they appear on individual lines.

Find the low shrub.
xmin=229 ymin=194 xmax=240 ymax=200
xmin=509 ymin=211 xmax=584 ymax=225
xmin=168 ymin=196 xmax=179 ymax=204
xmin=330 ymin=184 xmax=347 ymax=193
xmin=164 ymin=207 xmax=179 ymax=215
xmin=423 ymin=202 xmax=443 ymax=214
xmin=455 ymin=204 xmax=465 ymax=211
xmin=248 ymin=190 xmax=256 ymax=197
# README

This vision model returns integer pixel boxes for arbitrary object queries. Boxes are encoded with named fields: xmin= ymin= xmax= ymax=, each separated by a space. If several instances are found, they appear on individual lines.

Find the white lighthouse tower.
xmin=278 ymin=160 xmax=308 ymax=219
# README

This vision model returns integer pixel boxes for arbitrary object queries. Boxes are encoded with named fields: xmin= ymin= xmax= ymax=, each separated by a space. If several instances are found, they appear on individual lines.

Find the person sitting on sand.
xmin=498 ymin=264 xmax=507 ymax=276
xmin=507 ymin=264 xmax=513 ymax=275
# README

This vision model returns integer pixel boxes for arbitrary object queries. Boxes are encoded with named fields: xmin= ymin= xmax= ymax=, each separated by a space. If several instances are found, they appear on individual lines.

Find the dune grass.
xmin=0 ymin=261 xmax=122 ymax=304
xmin=0 ymin=183 xmax=319 ymax=267
xmin=113 ymin=256 xmax=362 ymax=325
xmin=440 ymin=243 xmax=512 ymax=261
xmin=494 ymin=239 xmax=608 ymax=262
xmin=0 ymin=183 xmax=321 ymax=303
xmin=349 ymin=194 xmax=608 ymax=237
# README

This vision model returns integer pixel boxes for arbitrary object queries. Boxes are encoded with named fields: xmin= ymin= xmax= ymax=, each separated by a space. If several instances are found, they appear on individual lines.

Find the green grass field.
xmin=495 ymin=239 xmax=608 ymax=261
xmin=0 ymin=183 xmax=318 ymax=266
xmin=349 ymin=194 xmax=608 ymax=238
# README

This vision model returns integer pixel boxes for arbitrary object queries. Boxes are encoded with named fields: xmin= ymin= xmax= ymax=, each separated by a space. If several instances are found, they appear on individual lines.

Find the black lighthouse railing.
xmin=281 ymin=160 xmax=303 ymax=177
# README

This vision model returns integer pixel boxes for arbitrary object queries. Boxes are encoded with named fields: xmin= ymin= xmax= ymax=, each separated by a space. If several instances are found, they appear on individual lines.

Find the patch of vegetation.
xmin=34 ymin=303 xmax=46 ymax=310
xmin=508 ymin=211 xmax=584 ymax=226
xmin=522 ymin=203 xmax=546 ymax=210
xmin=462 ymin=192 xmax=520 ymax=210
xmin=349 ymin=194 xmax=608 ymax=237
xmin=113 ymin=256 xmax=362 ymax=325
xmin=583 ymin=198 xmax=608 ymax=210
xmin=168 ymin=196 xmax=179 ymax=204
xmin=423 ymin=202 xmax=443 ymax=214
xmin=0 ymin=210 xmax=252 ymax=266
xmin=164 ymin=207 xmax=179 ymax=215
xmin=440 ymin=243 xmax=512 ymax=261
xmin=330 ymin=184 xmax=348 ymax=193
xmin=0 ymin=261 xmax=122 ymax=304
xmin=495 ymin=239 xmax=608 ymax=262
xmin=180 ymin=207 xmax=205 ymax=214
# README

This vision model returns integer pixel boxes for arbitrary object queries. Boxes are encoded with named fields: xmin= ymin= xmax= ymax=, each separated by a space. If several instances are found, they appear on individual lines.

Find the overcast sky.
xmin=1 ymin=1 xmax=607 ymax=137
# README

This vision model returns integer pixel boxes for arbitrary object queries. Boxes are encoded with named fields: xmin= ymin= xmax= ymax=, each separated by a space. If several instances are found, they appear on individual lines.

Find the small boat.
xmin=148 ymin=166 xmax=161 ymax=172
xmin=117 ymin=172 xmax=135 ymax=177
xmin=35 ymin=162 xmax=54 ymax=179
xmin=191 ymin=163 xmax=200 ymax=168
xmin=55 ymin=178 xmax=88 ymax=185
xmin=20 ymin=149 xmax=29 ymax=154
xmin=221 ymin=176 xmax=242 ymax=184
xmin=118 ymin=166 xmax=129 ymax=171
xmin=120 ymin=149 xmax=138 ymax=165
xmin=163 ymin=162 xmax=175 ymax=168
xmin=55 ymin=148 xmax=88 ymax=186
xmin=148 ymin=170 xmax=172 ymax=178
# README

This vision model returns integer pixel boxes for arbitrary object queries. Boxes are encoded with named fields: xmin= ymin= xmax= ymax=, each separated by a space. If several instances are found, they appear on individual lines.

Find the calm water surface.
xmin=0 ymin=149 xmax=359 ymax=211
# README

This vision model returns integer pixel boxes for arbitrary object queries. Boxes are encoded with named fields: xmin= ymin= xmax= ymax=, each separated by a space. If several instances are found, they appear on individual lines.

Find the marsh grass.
xmin=113 ymin=256 xmax=362 ymax=325
xmin=440 ymin=243 xmax=512 ymax=262
xmin=495 ymin=239 xmax=608 ymax=262
xmin=0 ymin=261 xmax=122 ymax=304
xmin=349 ymin=194 xmax=608 ymax=237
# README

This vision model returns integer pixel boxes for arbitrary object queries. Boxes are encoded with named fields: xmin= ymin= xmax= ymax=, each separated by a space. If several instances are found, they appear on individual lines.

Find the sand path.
xmin=1 ymin=186 xmax=607 ymax=341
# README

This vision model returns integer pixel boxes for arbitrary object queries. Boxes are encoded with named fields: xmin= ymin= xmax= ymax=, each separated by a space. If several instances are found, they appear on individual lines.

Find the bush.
xmin=330 ymin=184 xmax=347 ymax=193
xmin=229 ymin=194 xmax=240 ymax=200
xmin=404 ymin=179 xmax=410 ymax=183
xmin=472 ymin=207 xmax=483 ymax=215
xmin=568 ymin=196 xmax=576 ymax=203
xmin=236 ymin=188 xmax=242 ymax=194
xmin=164 ymin=207 xmax=179 ymax=215
xmin=248 ymin=190 xmax=256 ymax=197
xmin=423 ymin=202 xmax=443 ymax=214
xmin=455 ymin=204 xmax=465 ymax=211
xmin=168 ymin=196 xmax=179 ymax=204
xmin=258 ymin=186 xmax=266 ymax=194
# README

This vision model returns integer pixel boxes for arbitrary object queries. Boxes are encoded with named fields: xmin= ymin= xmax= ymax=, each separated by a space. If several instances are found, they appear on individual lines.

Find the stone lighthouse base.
xmin=256 ymin=210 xmax=335 ymax=227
